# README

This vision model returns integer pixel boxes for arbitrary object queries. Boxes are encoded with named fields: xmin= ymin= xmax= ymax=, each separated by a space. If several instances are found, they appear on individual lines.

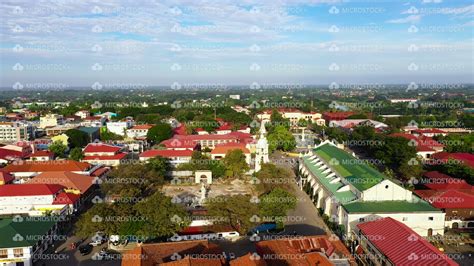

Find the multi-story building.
xmin=74 ymin=110 xmax=90 ymax=119
xmin=106 ymin=119 xmax=134 ymax=136
xmin=257 ymin=108 xmax=325 ymax=126
xmin=0 ymin=218 xmax=58 ymax=266
xmin=39 ymin=114 xmax=64 ymax=129
xmin=0 ymin=122 xmax=34 ymax=142
xmin=0 ymin=184 xmax=77 ymax=216
xmin=298 ymin=140 xmax=445 ymax=237
xmin=126 ymin=124 xmax=153 ymax=139
xmin=82 ymin=143 xmax=128 ymax=167
xmin=139 ymin=149 xmax=193 ymax=166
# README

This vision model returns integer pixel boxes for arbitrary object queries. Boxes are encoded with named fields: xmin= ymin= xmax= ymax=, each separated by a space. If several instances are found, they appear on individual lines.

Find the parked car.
xmin=79 ymin=244 xmax=93 ymax=255
xmin=90 ymin=238 xmax=106 ymax=246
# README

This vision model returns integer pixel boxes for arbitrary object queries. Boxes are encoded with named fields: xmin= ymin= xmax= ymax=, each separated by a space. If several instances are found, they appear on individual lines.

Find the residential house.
xmin=211 ymin=143 xmax=251 ymax=164
xmin=414 ymin=171 xmax=474 ymax=229
xmin=139 ymin=149 xmax=193 ymax=166
xmin=82 ymin=143 xmax=128 ymax=167
xmin=390 ymin=133 xmax=444 ymax=160
xmin=126 ymin=124 xmax=153 ymax=139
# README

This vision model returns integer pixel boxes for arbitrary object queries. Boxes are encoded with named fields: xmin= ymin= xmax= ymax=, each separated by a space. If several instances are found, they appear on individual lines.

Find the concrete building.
xmin=0 ymin=122 xmax=34 ymax=142
xmin=39 ymin=114 xmax=64 ymax=129
xmin=106 ymin=120 xmax=134 ymax=136
xmin=0 ymin=218 xmax=58 ymax=266
xmin=298 ymin=140 xmax=446 ymax=237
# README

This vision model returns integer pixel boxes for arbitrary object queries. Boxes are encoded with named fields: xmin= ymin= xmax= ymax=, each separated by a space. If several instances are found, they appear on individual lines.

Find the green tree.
xmin=147 ymin=156 xmax=170 ymax=177
xmin=65 ymin=129 xmax=90 ymax=148
xmin=133 ymin=192 xmax=190 ymax=238
xmin=100 ymin=130 xmax=124 ymax=141
xmin=69 ymin=147 xmax=84 ymax=161
xmin=267 ymin=125 xmax=296 ymax=152
xmin=49 ymin=141 xmax=67 ymax=158
xmin=223 ymin=149 xmax=249 ymax=178
xmin=255 ymin=163 xmax=293 ymax=194
xmin=259 ymin=188 xmax=297 ymax=219
xmin=147 ymin=123 xmax=173 ymax=143
xmin=206 ymin=194 xmax=259 ymax=234
xmin=74 ymin=203 xmax=125 ymax=238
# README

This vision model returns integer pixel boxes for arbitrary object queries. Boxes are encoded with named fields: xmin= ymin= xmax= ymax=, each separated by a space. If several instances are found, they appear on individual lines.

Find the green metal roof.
xmin=313 ymin=143 xmax=385 ymax=191
xmin=342 ymin=200 xmax=440 ymax=213
xmin=0 ymin=218 xmax=56 ymax=248
xmin=302 ymin=156 xmax=357 ymax=204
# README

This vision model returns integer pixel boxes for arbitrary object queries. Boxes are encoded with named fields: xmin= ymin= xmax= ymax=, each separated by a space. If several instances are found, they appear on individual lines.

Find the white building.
xmin=106 ymin=120 xmax=134 ymax=136
xmin=298 ymin=140 xmax=445 ymax=237
xmin=0 ymin=184 xmax=74 ymax=216
xmin=126 ymin=124 xmax=153 ymax=139
xmin=0 ymin=217 xmax=59 ymax=266
xmin=0 ymin=122 xmax=34 ymax=142
xmin=328 ymin=119 xmax=388 ymax=130
xmin=74 ymin=110 xmax=90 ymax=119
xmin=257 ymin=109 xmax=325 ymax=127
xmin=39 ymin=114 xmax=64 ymax=129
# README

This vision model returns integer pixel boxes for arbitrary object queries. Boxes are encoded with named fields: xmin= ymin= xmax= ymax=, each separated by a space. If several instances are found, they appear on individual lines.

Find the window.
xmin=402 ymin=217 xmax=408 ymax=221
xmin=385 ymin=185 xmax=389 ymax=189
xmin=13 ymin=248 xmax=23 ymax=257
xmin=359 ymin=218 xmax=365 ymax=222
xmin=428 ymin=217 xmax=434 ymax=221
xmin=0 ymin=249 xmax=7 ymax=258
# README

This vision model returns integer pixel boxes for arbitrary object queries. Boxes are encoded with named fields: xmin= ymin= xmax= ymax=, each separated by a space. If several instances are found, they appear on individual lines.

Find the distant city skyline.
xmin=1 ymin=0 xmax=473 ymax=88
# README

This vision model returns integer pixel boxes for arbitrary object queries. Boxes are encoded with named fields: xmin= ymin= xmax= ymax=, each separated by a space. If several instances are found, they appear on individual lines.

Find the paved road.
xmin=34 ymin=236 xmax=121 ymax=266
xmin=285 ymin=180 xmax=329 ymax=236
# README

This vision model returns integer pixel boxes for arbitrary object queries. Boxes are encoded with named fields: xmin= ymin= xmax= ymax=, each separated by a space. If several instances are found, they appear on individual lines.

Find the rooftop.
xmin=29 ymin=171 xmax=95 ymax=194
xmin=357 ymin=217 xmax=457 ymax=266
xmin=4 ymin=160 xmax=91 ymax=173
xmin=342 ymin=200 xmax=440 ymax=213
xmin=313 ymin=143 xmax=385 ymax=191
xmin=140 ymin=149 xmax=194 ymax=158
xmin=0 ymin=218 xmax=56 ymax=248
xmin=83 ymin=143 xmax=121 ymax=153
xmin=0 ymin=184 xmax=65 ymax=197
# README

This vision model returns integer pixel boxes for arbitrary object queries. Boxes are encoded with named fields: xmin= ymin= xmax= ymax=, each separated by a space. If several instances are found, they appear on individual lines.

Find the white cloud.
xmin=386 ymin=15 xmax=421 ymax=24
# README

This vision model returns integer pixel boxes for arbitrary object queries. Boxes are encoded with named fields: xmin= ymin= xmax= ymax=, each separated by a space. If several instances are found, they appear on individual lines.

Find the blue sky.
xmin=0 ymin=0 xmax=473 ymax=88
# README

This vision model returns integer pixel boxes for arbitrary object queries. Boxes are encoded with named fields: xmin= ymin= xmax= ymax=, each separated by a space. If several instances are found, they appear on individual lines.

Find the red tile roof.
xmin=323 ymin=112 xmax=355 ymax=121
xmin=29 ymin=171 xmax=95 ymax=194
xmin=0 ymin=149 xmax=24 ymax=160
xmin=130 ymin=124 xmax=153 ymax=130
xmin=357 ymin=217 xmax=458 ymax=266
xmin=83 ymin=153 xmax=128 ymax=161
xmin=255 ymin=235 xmax=355 ymax=266
xmin=0 ymin=184 xmax=65 ymax=197
xmin=140 ymin=149 xmax=193 ymax=158
xmin=230 ymin=253 xmax=267 ymax=266
xmin=30 ymin=150 xmax=54 ymax=157
xmin=121 ymin=240 xmax=223 ymax=266
xmin=91 ymin=166 xmax=110 ymax=177
xmin=83 ymin=143 xmax=121 ymax=153
xmin=414 ymin=189 xmax=474 ymax=209
xmin=52 ymin=192 xmax=80 ymax=205
xmin=211 ymin=144 xmax=250 ymax=154
xmin=421 ymin=171 xmax=472 ymax=190
xmin=432 ymin=152 xmax=474 ymax=168
xmin=4 ymin=160 xmax=91 ymax=173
